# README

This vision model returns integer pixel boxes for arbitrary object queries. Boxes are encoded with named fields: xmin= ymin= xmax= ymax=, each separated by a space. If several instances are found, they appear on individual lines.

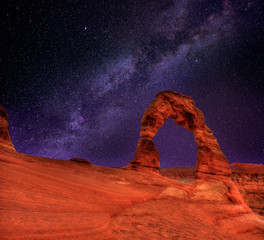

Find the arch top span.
xmin=125 ymin=91 xmax=231 ymax=177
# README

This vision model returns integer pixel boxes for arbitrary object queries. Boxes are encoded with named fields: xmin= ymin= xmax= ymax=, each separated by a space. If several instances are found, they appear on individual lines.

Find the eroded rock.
xmin=231 ymin=163 xmax=264 ymax=215
xmin=160 ymin=164 xmax=264 ymax=215
xmin=0 ymin=105 xmax=15 ymax=152
xmin=70 ymin=158 xmax=92 ymax=165
xmin=125 ymin=91 xmax=231 ymax=176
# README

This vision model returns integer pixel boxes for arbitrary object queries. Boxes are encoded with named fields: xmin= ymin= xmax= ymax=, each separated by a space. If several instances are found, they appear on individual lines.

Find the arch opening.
xmin=154 ymin=119 xmax=197 ymax=168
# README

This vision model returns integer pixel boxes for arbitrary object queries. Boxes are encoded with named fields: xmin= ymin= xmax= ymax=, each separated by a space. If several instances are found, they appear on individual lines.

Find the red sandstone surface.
xmin=160 ymin=164 xmax=264 ymax=216
xmin=231 ymin=163 xmax=264 ymax=216
xmin=1 ymin=148 xmax=264 ymax=239
xmin=160 ymin=167 xmax=196 ymax=182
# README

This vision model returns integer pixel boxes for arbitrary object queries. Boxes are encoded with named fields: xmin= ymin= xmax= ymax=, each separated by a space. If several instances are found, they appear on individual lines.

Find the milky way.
xmin=1 ymin=0 xmax=263 ymax=167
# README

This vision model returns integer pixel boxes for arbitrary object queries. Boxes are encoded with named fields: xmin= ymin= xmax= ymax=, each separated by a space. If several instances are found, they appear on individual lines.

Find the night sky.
xmin=1 ymin=0 xmax=263 ymax=168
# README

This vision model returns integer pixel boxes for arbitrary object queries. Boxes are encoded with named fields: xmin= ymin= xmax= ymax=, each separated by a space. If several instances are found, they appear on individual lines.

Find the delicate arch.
xmin=125 ymin=91 xmax=231 ymax=177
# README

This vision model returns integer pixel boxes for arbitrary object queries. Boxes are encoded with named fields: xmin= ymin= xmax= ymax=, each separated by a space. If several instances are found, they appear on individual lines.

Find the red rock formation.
xmin=0 ymin=105 xmax=15 ymax=152
xmin=231 ymin=163 xmax=264 ymax=215
xmin=125 ymin=91 xmax=231 ymax=176
xmin=159 ymin=167 xmax=196 ymax=181
xmin=69 ymin=157 xmax=92 ymax=165
xmin=128 ymin=138 xmax=160 ymax=173
xmin=160 ymin=164 xmax=264 ymax=216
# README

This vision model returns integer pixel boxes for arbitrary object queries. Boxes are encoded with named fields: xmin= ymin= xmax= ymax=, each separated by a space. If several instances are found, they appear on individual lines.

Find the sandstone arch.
xmin=125 ymin=91 xmax=231 ymax=177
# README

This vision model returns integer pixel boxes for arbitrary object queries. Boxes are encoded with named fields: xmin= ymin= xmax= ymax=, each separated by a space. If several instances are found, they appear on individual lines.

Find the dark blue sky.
xmin=1 ymin=0 xmax=263 ymax=168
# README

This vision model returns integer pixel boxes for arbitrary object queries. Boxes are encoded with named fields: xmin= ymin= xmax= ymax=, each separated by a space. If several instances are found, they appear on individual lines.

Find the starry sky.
xmin=1 ymin=0 xmax=263 ymax=168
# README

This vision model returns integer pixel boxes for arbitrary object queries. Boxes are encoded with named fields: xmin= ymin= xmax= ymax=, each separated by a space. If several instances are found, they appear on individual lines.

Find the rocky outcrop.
xmin=125 ymin=91 xmax=231 ymax=176
xmin=159 ymin=167 xmax=196 ymax=181
xmin=160 ymin=164 xmax=264 ymax=216
xmin=0 ymin=105 xmax=15 ymax=152
xmin=69 ymin=158 xmax=92 ymax=165
xmin=231 ymin=163 xmax=264 ymax=215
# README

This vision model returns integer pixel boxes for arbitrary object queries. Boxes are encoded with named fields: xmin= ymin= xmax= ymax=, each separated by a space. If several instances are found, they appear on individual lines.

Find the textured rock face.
xmin=231 ymin=163 xmax=264 ymax=216
xmin=0 ymin=105 xmax=15 ymax=151
xmin=159 ymin=167 xmax=196 ymax=182
xmin=1 ymin=151 xmax=264 ymax=239
xmin=128 ymin=138 xmax=160 ymax=172
xmin=125 ymin=91 xmax=231 ymax=176
xmin=69 ymin=158 xmax=92 ymax=165
xmin=160 ymin=164 xmax=264 ymax=216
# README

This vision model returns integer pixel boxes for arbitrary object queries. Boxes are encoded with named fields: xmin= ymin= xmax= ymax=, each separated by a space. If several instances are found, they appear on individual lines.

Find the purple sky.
xmin=1 ymin=0 xmax=263 ymax=168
